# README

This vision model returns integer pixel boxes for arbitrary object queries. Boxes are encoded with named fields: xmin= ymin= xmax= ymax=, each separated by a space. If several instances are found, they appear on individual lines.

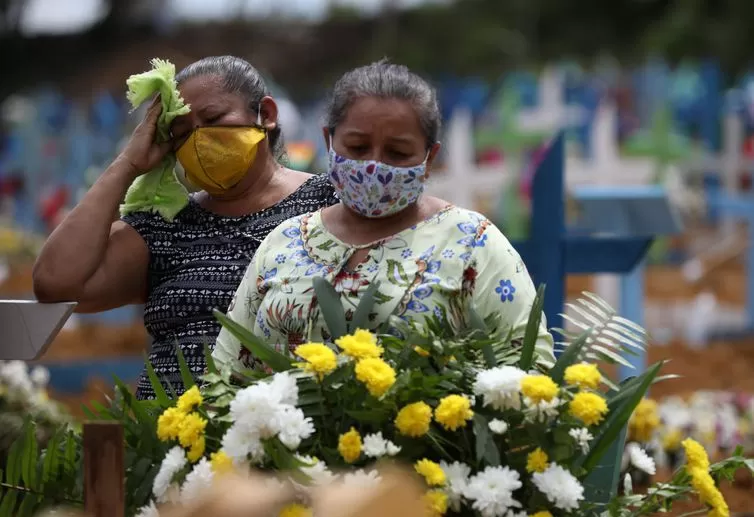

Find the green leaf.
xmin=144 ymin=356 xmax=171 ymax=406
xmin=349 ymin=281 xmax=381 ymax=332
xmin=6 ymin=431 xmax=23 ymax=485
xmin=467 ymin=306 xmax=488 ymax=333
xmin=548 ymin=329 xmax=591 ymax=383
xmin=21 ymin=421 xmax=38 ymax=490
xmin=213 ymin=309 xmax=293 ymax=372
xmin=472 ymin=414 xmax=500 ymax=466
xmin=519 ymin=284 xmax=545 ymax=370
xmin=16 ymin=493 xmax=40 ymax=517
xmin=322 ymin=362 xmax=354 ymax=388
xmin=204 ymin=342 xmax=218 ymax=375
xmin=0 ymin=490 xmax=18 ymax=517
xmin=175 ymin=344 xmax=196 ymax=389
xmin=263 ymin=439 xmax=300 ymax=470
xmin=42 ymin=431 xmax=60 ymax=484
xmin=345 ymin=409 xmax=391 ymax=424
xmin=312 ymin=276 xmax=348 ymax=339
xmin=582 ymin=361 xmax=663 ymax=472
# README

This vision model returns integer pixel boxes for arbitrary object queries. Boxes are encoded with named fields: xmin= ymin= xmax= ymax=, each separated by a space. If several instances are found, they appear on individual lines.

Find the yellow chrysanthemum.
xmin=628 ymin=398 xmax=660 ymax=442
xmin=157 ymin=407 xmax=185 ymax=441
xmin=423 ymin=490 xmax=448 ymax=516
xmin=434 ymin=395 xmax=474 ymax=431
xmin=526 ymin=448 xmax=549 ymax=473
xmin=564 ymin=363 xmax=601 ymax=390
xmin=687 ymin=465 xmax=729 ymax=517
xmin=682 ymin=438 xmax=711 ymax=471
xmin=520 ymin=375 xmax=559 ymax=403
xmin=414 ymin=346 xmax=430 ymax=357
xmin=335 ymin=329 xmax=383 ymax=359
xmin=354 ymin=357 xmax=396 ymax=397
xmin=415 ymin=459 xmax=446 ymax=486
xmin=294 ymin=343 xmax=337 ymax=379
xmin=279 ymin=503 xmax=312 ymax=517
xmin=338 ymin=427 xmax=362 ymax=463
xmin=569 ymin=391 xmax=608 ymax=426
xmin=177 ymin=385 xmax=203 ymax=413
xmin=187 ymin=435 xmax=206 ymax=463
xmin=662 ymin=428 xmax=683 ymax=451
xmin=178 ymin=412 xmax=208 ymax=449
xmin=210 ymin=450 xmax=234 ymax=474
xmin=530 ymin=512 xmax=553 ymax=517
xmin=395 ymin=401 xmax=433 ymax=437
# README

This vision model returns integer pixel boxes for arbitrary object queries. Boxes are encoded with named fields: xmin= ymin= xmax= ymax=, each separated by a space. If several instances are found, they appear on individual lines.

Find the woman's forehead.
xmin=340 ymin=97 xmax=423 ymax=139
xmin=177 ymin=74 xmax=239 ymax=108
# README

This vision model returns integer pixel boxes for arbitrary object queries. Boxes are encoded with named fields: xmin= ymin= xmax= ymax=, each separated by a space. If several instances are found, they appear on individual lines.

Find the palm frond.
xmin=556 ymin=291 xmax=648 ymax=371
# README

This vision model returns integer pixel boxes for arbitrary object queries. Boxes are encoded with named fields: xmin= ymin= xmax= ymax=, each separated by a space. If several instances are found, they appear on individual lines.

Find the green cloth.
xmin=119 ymin=58 xmax=191 ymax=222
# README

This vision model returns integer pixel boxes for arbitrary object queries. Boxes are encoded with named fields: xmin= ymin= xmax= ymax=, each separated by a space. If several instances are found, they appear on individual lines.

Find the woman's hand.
xmin=117 ymin=98 xmax=172 ymax=177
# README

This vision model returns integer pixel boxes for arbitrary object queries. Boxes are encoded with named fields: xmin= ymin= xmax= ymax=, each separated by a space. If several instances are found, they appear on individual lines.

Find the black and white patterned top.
xmin=122 ymin=173 xmax=338 ymax=400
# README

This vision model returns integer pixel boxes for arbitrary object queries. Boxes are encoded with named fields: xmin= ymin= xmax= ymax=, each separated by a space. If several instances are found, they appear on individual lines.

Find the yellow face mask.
xmin=176 ymin=126 xmax=267 ymax=194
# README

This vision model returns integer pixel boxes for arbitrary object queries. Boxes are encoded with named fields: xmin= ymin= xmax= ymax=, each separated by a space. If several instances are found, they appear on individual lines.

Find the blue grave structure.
xmin=510 ymin=132 xmax=682 ymax=380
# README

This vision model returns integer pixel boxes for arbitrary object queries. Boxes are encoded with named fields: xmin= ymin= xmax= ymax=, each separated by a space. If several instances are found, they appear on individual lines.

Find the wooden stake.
xmin=83 ymin=422 xmax=124 ymax=517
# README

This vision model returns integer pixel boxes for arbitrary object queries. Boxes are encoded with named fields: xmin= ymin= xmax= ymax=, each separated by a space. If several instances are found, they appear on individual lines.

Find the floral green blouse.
xmin=213 ymin=205 xmax=553 ymax=369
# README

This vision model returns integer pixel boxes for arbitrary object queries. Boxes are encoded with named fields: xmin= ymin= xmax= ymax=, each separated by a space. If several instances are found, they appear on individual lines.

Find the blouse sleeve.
xmin=213 ymin=241 xmax=267 ymax=371
xmin=470 ymin=223 xmax=555 ymax=364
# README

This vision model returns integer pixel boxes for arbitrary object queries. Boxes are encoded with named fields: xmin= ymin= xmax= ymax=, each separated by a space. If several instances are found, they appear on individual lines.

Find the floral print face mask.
xmin=327 ymin=145 xmax=429 ymax=218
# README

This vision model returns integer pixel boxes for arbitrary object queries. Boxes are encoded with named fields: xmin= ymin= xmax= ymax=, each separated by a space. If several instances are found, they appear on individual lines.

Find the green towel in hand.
xmin=119 ymin=58 xmax=191 ymax=222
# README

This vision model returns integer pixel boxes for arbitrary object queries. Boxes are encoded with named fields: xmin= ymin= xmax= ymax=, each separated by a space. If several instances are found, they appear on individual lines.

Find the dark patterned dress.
xmin=121 ymin=173 xmax=338 ymax=400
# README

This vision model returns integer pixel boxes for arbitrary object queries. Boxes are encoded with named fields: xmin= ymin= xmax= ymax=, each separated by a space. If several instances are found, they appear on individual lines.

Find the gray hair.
xmin=325 ymin=59 xmax=441 ymax=149
xmin=176 ymin=56 xmax=287 ymax=162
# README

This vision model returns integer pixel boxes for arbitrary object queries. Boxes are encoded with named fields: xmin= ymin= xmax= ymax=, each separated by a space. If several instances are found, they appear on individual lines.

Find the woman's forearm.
xmin=32 ymin=156 xmax=138 ymax=300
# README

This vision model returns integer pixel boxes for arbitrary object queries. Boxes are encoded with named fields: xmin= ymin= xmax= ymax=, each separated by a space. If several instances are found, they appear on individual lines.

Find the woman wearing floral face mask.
xmin=213 ymin=60 xmax=553 ymax=369
xmin=32 ymin=56 xmax=338 ymax=399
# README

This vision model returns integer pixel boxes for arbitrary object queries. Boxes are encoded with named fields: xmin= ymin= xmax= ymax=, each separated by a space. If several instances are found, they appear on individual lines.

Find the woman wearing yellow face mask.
xmin=32 ymin=56 xmax=339 ymax=400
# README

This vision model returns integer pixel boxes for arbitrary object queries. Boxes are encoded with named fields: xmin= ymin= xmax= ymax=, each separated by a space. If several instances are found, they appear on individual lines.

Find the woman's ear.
xmin=322 ymin=127 xmax=332 ymax=151
xmin=258 ymin=96 xmax=279 ymax=130
xmin=424 ymin=142 xmax=441 ymax=178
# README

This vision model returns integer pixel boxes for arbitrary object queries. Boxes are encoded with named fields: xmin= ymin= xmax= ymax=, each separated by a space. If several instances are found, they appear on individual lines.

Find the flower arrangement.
xmin=132 ymin=290 xmax=752 ymax=517
xmin=1 ymin=289 xmax=752 ymax=517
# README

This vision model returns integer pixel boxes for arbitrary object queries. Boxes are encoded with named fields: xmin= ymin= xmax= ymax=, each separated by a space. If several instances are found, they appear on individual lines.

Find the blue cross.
xmin=510 ymin=132 xmax=655 ymax=353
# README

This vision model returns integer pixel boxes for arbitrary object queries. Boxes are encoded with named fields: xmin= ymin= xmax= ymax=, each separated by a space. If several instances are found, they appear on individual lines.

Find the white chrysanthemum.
xmin=532 ymin=463 xmax=584 ymax=511
xmin=362 ymin=432 xmax=401 ymax=458
xmin=342 ymin=469 xmax=381 ymax=489
xmin=0 ymin=361 xmax=34 ymax=400
xmin=221 ymin=424 xmax=265 ymax=464
xmin=623 ymin=473 xmax=633 ymax=495
xmin=440 ymin=461 xmax=471 ymax=512
xmin=473 ymin=366 xmax=526 ymax=411
xmin=29 ymin=366 xmax=50 ymax=387
xmin=295 ymin=455 xmax=336 ymax=486
xmin=464 ymin=466 xmax=522 ymax=517
xmin=277 ymin=406 xmax=315 ymax=450
xmin=181 ymin=457 xmax=214 ymax=505
xmin=153 ymin=446 xmax=187 ymax=503
xmin=523 ymin=397 xmax=561 ymax=423
xmin=229 ymin=384 xmax=284 ymax=437
xmin=488 ymin=419 xmax=508 ymax=435
xmin=135 ymin=500 xmax=160 ymax=517
xmin=569 ymin=427 xmax=593 ymax=454
xmin=626 ymin=442 xmax=656 ymax=475
xmin=268 ymin=371 xmax=299 ymax=406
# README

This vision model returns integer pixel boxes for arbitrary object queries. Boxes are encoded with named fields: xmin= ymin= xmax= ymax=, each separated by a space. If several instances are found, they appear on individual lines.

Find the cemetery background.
xmin=4 ymin=0 xmax=754 ymax=513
